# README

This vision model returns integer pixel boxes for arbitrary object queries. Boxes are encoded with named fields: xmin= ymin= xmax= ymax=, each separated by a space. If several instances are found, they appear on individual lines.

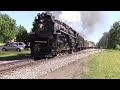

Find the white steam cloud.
xmin=80 ymin=11 xmax=103 ymax=31
xmin=45 ymin=11 xmax=103 ymax=39
xmin=59 ymin=11 xmax=81 ymax=22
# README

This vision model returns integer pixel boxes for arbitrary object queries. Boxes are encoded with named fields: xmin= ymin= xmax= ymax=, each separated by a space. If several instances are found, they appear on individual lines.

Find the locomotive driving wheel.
xmin=51 ymin=49 xmax=57 ymax=57
xmin=68 ymin=49 xmax=73 ymax=54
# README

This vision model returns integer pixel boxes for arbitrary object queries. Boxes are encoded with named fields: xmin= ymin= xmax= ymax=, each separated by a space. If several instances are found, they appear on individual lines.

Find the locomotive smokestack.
xmin=45 ymin=11 xmax=62 ymax=20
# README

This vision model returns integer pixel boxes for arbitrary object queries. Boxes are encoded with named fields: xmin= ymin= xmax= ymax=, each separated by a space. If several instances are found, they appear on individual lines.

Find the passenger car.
xmin=1 ymin=42 xmax=26 ymax=51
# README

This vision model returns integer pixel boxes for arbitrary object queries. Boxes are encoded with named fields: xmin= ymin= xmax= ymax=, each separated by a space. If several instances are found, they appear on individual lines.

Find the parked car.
xmin=1 ymin=42 xmax=26 ymax=51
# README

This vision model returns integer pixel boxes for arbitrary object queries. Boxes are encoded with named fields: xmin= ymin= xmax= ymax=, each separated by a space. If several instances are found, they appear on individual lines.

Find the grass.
xmin=0 ymin=43 xmax=5 ymax=46
xmin=0 ymin=50 xmax=31 ymax=61
xmin=0 ymin=51 xmax=30 ymax=61
xmin=82 ymin=49 xmax=120 ymax=79
xmin=0 ymin=51 xmax=30 ymax=57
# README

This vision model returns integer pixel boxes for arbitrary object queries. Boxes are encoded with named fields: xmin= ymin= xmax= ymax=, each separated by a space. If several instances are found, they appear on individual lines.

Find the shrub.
xmin=115 ymin=44 xmax=120 ymax=50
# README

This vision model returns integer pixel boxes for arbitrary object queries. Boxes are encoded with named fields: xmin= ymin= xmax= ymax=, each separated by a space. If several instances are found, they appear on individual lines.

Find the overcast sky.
xmin=0 ymin=11 xmax=120 ymax=44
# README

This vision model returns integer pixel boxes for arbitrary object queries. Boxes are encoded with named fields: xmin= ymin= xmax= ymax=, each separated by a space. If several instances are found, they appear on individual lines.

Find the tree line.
xmin=98 ymin=21 xmax=120 ymax=49
xmin=0 ymin=13 xmax=30 ymax=44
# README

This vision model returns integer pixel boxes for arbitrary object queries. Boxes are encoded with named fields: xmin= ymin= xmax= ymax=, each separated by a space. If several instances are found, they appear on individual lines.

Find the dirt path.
xmin=38 ymin=56 xmax=90 ymax=79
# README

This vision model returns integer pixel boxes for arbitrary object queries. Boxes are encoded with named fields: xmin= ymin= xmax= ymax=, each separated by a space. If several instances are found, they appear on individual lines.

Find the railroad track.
xmin=0 ymin=57 xmax=49 ymax=76
xmin=0 ymin=49 xmax=99 ymax=76
xmin=0 ymin=59 xmax=33 ymax=75
xmin=54 ymin=49 xmax=98 ymax=58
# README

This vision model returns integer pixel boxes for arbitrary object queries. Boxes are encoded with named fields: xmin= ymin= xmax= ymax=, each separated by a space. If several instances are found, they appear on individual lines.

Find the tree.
xmin=98 ymin=32 xmax=109 ymax=49
xmin=89 ymin=41 xmax=95 ymax=46
xmin=0 ymin=13 xmax=16 ymax=43
xmin=107 ymin=22 xmax=120 ymax=49
xmin=16 ymin=25 xmax=29 ymax=44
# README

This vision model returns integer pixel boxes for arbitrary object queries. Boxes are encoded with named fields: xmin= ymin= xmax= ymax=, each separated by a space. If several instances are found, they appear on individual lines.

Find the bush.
xmin=115 ymin=44 xmax=120 ymax=50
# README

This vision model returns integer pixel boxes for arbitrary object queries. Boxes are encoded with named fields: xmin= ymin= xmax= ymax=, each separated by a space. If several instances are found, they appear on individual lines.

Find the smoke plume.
xmin=80 ymin=11 xmax=103 ymax=32
xmin=45 ymin=11 xmax=103 ymax=39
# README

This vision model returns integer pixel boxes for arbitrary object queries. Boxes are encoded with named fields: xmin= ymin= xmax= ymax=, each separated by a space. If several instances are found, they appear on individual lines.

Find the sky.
xmin=0 ymin=11 xmax=120 ymax=44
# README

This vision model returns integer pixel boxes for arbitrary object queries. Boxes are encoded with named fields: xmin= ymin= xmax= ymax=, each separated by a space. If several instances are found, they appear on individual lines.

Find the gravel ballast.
xmin=0 ymin=49 xmax=101 ymax=79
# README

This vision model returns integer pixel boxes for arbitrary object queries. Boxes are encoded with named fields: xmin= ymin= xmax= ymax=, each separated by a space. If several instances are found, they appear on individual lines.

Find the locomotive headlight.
xmin=41 ymin=20 xmax=43 ymax=22
xmin=38 ymin=24 xmax=44 ymax=31
xmin=39 ymin=24 xmax=43 ymax=28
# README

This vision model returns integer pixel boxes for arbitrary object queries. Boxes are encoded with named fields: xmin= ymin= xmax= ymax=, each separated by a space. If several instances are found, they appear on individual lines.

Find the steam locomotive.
xmin=30 ymin=12 xmax=95 ymax=60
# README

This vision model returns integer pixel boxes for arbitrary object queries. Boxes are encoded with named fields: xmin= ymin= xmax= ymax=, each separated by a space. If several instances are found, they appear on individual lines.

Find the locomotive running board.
xmin=35 ymin=41 xmax=47 ymax=43
xmin=60 ymin=30 xmax=77 ymax=38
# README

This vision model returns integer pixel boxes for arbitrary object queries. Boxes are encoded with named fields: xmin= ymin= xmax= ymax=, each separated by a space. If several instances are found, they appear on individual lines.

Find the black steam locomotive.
xmin=30 ymin=12 xmax=94 ymax=60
